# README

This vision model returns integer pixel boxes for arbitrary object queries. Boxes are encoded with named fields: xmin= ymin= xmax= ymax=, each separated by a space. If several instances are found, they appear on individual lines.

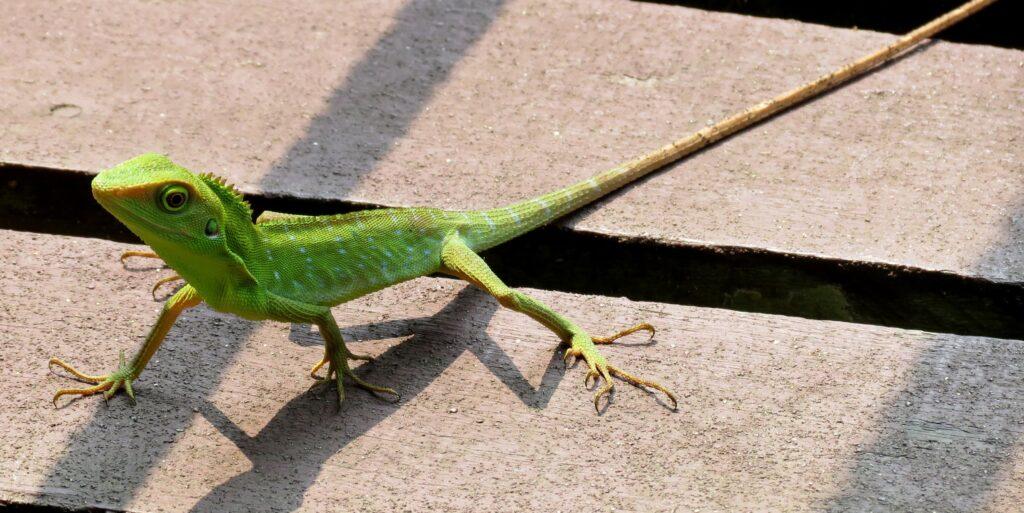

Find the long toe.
xmin=120 ymin=250 xmax=160 ymax=264
xmin=309 ymin=357 xmax=329 ymax=379
xmin=592 ymin=322 xmax=656 ymax=344
xmin=350 ymin=374 xmax=400 ymax=402
xmin=347 ymin=352 xmax=374 ymax=362
xmin=49 ymin=357 xmax=106 ymax=384
xmin=609 ymin=365 xmax=678 ymax=410
xmin=53 ymin=382 xmax=110 ymax=407
xmin=334 ymin=374 xmax=346 ymax=406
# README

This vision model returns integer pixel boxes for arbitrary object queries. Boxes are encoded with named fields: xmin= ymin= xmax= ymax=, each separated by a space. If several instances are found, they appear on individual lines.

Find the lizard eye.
xmin=159 ymin=185 xmax=189 ymax=212
xmin=205 ymin=218 xmax=220 ymax=238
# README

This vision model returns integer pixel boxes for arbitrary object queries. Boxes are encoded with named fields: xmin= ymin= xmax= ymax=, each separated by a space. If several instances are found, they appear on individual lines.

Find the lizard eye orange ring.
xmin=158 ymin=184 xmax=189 ymax=212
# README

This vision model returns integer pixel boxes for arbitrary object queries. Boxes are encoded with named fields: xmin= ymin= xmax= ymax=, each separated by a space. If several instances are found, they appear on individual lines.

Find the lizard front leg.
xmin=49 ymin=284 xmax=202 ymax=406
xmin=264 ymin=293 xmax=397 ymax=405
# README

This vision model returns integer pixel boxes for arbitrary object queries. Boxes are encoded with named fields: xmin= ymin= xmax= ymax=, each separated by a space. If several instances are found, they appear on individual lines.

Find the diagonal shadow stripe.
xmin=821 ymin=195 xmax=1024 ymax=511
xmin=36 ymin=0 xmax=506 ymax=510
xmin=260 ymin=0 xmax=507 ymax=197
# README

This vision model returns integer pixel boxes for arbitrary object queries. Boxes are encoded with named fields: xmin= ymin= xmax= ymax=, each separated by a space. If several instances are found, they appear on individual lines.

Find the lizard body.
xmin=253 ymin=157 xmax=641 ymax=305
xmin=51 ymin=152 xmax=676 ymax=410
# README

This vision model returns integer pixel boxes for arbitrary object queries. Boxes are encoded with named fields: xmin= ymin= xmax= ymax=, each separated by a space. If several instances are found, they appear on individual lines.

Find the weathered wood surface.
xmin=1 ymin=0 xmax=1021 ymax=282
xmin=1 ymin=229 xmax=1022 ymax=512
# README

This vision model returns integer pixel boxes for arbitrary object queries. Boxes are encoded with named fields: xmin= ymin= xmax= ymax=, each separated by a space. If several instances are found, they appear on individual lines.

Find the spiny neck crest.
xmin=197 ymin=173 xmax=252 ymax=220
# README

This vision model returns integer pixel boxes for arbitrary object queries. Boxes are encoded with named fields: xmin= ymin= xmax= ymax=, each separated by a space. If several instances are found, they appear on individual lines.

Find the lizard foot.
xmin=563 ymin=326 xmax=676 ymax=412
xmin=309 ymin=345 xmax=398 ymax=405
xmin=49 ymin=350 xmax=137 ymax=407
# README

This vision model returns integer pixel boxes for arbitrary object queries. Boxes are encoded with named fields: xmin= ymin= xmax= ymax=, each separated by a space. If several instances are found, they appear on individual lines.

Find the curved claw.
xmin=53 ymin=382 xmax=110 ymax=407
xmin=308 ymin=349 xmax=398 ymax=406
xmin=123 ymin=378 xmax=136 ymax=402
xmin=335 ymin=373 xmax=346 ymax=406
xmin=49 ymin=357 xmax=105 ymax=383
xmin=563 ymin=347 xmax=581 ymax=367
xmin=103 ymin=380 xmax=123 ymax=401
xmin=309 ymin=357 xmax=328 ymax=379
xmin=592 ymin=366 xmax=614 ymax=412
xmin=118 ymin=251 xmax=181 ymax=299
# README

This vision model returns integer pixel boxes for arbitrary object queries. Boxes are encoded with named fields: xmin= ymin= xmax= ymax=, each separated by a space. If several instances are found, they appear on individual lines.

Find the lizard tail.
xmin=462 ymin=155 xmax=661 ymax=251
xmin=459 ymin=0 xmax=993 ymax=252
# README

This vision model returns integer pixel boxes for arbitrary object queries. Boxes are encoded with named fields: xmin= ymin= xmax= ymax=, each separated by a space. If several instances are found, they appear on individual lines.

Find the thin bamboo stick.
xmin=629 ymin=0 xmax=999 ymax=175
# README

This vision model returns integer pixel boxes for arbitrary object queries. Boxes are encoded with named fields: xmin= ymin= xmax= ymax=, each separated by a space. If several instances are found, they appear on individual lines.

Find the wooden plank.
xmin=1 ymin=0 xmax=1021 ymax=282
xmin=0 ymin=229 xmax=1021 ymax=512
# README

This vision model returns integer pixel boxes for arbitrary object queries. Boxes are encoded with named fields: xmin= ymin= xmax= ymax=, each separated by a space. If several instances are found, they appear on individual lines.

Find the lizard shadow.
xmin=186 ymin=285 xmax=567 ymax=513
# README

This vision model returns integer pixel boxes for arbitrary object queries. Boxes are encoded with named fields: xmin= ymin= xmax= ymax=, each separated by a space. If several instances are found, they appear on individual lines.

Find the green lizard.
xmin=50 ymin=152 xmax=678 ymax=411
xmin=49 ymin=0 xmax=994 ymax=412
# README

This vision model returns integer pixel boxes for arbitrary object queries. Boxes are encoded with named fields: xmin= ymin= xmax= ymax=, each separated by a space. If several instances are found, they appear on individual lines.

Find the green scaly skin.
xmin=50 ymin=153 xmax=677 ymax=411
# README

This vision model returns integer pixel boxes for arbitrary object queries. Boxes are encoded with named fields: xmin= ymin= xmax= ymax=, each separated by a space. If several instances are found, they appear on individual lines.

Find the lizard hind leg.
xmin=439 ymin=236 xmax=677 ymax=412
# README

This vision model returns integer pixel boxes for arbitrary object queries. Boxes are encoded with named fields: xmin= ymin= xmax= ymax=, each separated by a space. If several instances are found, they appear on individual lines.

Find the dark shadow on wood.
xmin=259 ymin=0 xmax=506 ymax=198
xmin=187 ymin=286 xmax=565 ymax=513
xmin=822 ymin=336 xmax=1024 ymax=511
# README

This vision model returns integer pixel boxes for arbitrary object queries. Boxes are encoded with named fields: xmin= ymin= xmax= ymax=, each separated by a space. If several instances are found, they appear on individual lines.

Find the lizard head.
xmin=92 ymin=154 xmax=233 ymax=251
xmin=91 ymin=154 xmax=258 ymax=292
